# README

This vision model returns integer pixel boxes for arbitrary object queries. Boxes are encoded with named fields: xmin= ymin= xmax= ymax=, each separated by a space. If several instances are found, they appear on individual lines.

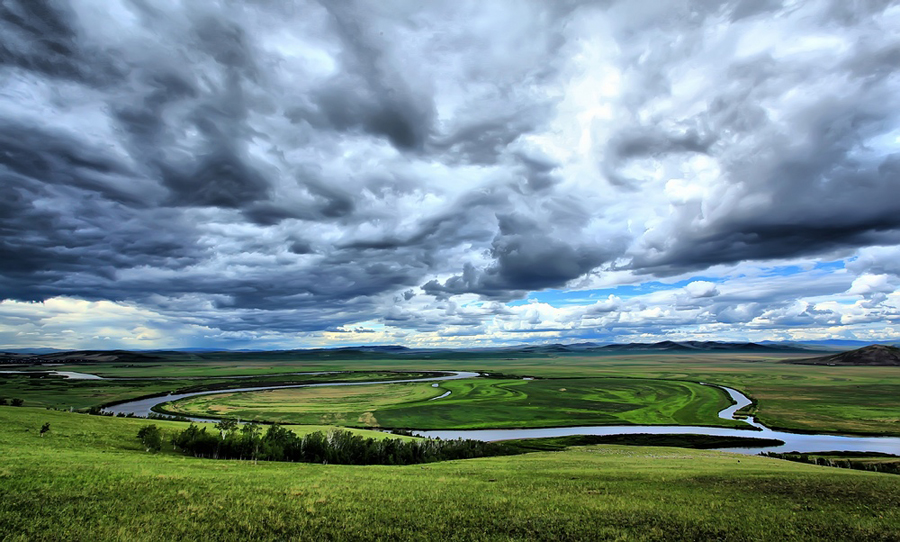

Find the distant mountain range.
xmin=2 ymin=340 xmax=835 ymax=361
xmin=495 ymin=340 xmax=822 ymax=354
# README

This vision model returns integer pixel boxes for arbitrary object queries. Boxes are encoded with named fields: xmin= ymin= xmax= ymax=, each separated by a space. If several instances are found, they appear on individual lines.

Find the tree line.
xmin=761 ymin=451 xmax=900 ymax=475
xmin=143 ymin=421 xmax=519 ymax=465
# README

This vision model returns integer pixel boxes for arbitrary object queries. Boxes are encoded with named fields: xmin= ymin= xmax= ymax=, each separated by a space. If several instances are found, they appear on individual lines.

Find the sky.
xmin=1 ymin=0 xmax=899 ymax=351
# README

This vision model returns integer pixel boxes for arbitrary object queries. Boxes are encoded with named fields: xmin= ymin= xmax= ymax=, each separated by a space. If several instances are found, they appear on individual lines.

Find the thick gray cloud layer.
xmin=1 ymin=0 xmax=899 ymax=344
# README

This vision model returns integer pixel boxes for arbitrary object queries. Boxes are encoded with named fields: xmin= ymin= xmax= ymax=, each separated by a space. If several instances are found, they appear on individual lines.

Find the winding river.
xmin=97 ymin=371 xmax=900 ymax=455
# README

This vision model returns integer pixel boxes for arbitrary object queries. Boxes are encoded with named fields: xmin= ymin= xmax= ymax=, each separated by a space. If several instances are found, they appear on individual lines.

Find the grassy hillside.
xmin=786 ymin=345 xmax=900 ymax=366
xmin=2 ymin=407 xmax=898 ymax=541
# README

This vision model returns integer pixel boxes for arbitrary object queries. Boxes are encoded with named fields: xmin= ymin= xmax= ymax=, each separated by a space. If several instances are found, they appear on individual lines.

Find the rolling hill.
xmin=785 ymin=344 xmax=900 ymax=366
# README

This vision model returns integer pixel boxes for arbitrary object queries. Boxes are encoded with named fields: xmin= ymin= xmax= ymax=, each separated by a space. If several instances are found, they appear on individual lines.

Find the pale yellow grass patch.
xmin=357 ymin=412 xmax=379 ymax=427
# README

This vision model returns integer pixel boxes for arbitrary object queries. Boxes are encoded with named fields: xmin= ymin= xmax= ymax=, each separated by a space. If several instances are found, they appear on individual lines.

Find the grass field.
xmin=6 ymin=352 xmax=900 ymax=435
xmin=0 ymin=371 xmax=436 ymax=411
xmin=163 ymin=382 xmax=445 ymax=426
xmin=1 ymin=406 xmax=898 ymax=541
xmin=162 ymin=377 xmax=746 ymax=430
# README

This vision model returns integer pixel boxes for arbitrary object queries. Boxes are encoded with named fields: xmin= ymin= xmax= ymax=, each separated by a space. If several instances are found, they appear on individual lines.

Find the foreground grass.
xmin=2 ymin=407 xmax=899 ymax=541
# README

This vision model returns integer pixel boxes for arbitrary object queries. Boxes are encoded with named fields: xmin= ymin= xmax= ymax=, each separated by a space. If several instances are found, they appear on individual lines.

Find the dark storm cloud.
xmin=728 ymin=0 xmax=782 ymax=22
xmin=424 ymin=211 xmax=618 ymax=301
xmin=606 ymin=2 xmax=900 ymax=276
xmin=1 ymin=0 xmax=898 ymax=344
xmin=629 ymin=87 xmax=900 ymax=275
xmin=0 ymin=178 xmax=203 ymax=303
xmin=603 ymin=126 xmax=716 ymax=189
xmin=430 ymin=103 xmax=557 ymax=166
xmin=0 ymin=0 xmax=123 ymax=85
xmin=0 ymin=119 xmax=149 ymax=205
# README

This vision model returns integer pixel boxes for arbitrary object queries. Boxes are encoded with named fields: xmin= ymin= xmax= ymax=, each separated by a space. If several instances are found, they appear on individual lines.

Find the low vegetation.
xmin=169 ymin=422 xmax=517 ymax=465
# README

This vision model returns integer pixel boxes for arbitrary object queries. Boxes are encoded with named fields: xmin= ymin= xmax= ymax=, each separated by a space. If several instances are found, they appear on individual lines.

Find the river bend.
xmin=98 ymin=371 xmax=900 ymax=455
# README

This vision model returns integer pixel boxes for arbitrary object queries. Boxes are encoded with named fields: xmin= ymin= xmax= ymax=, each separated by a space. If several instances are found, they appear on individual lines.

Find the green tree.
xmin=215 ymin=419 xmax=238 ymax=439
xmin=10 ymin=398 xmax=23 ymax=407
xmin=137 ymin=425 xmax=163 ymax=452
xmin=241 ymin=422 xmax=261 ymax=462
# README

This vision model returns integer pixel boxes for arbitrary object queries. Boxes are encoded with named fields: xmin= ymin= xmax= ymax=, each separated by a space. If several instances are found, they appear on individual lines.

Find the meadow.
xmin=1 ymin=406 xmax=898 ymax=541
xmin=0 ymin=370 xmax=436 ymax=411
xmin=13 ymin=351 xmax=898 ymax=436
xmin=164 ymin=377 xmax=745 ymax=430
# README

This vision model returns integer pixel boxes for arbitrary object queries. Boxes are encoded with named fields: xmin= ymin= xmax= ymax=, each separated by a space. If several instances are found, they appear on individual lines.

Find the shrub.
xmin=137 ymin=425 xmax=163 ymax=452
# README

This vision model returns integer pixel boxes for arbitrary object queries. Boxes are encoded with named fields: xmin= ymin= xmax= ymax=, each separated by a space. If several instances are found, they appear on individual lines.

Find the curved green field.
xmin=165 ymin=377 xmax=745 ymax=430
xmin=164 ymin=382 xmax=445 ymax=426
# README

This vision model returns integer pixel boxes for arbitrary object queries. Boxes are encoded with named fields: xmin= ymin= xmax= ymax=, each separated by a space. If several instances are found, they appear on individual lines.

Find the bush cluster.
xmin=761 ymin=451 xmax=900 ymax=475
xmin=137 ymin=425 xmax=163 ymax=452
xmin=167 ymin=421 xmax=516 ymax=465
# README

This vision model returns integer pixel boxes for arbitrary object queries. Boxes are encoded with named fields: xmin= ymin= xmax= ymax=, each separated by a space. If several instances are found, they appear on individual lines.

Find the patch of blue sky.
xmin=509 ymin=275 xmax=725 ymax=307
xmin=758 ymin=265 xmax=805 ymax=277
xmin=740 ymin=260 xmax=845 ymax=278
xmin=508 ymin=261 xmax=847 ymax=309
xmin=813 ymin=260 xmax=845 ymax=271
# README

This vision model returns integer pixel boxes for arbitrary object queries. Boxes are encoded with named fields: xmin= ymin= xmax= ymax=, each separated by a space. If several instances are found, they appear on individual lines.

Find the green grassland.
xmin=562 ymin=355 xmax=900 ymax=436
xmin=1 ymin=406 xmax=898 ymax=541
xmin=6 ymin=352 xmax=900 ymax=435
xmin=163 ymin=377 xmax=745 ymax=430
xmin=735 ymin=383 xmax=900 ymax=436
xmin=0 ymin=371 xmax=435 ymax=411
xmin=162 ymin=382 xmax=445 ymax=426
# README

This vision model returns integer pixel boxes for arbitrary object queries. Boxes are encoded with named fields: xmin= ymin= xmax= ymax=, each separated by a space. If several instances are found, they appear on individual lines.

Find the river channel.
xmin=95 ymin=371 xmax=900 ymax=455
